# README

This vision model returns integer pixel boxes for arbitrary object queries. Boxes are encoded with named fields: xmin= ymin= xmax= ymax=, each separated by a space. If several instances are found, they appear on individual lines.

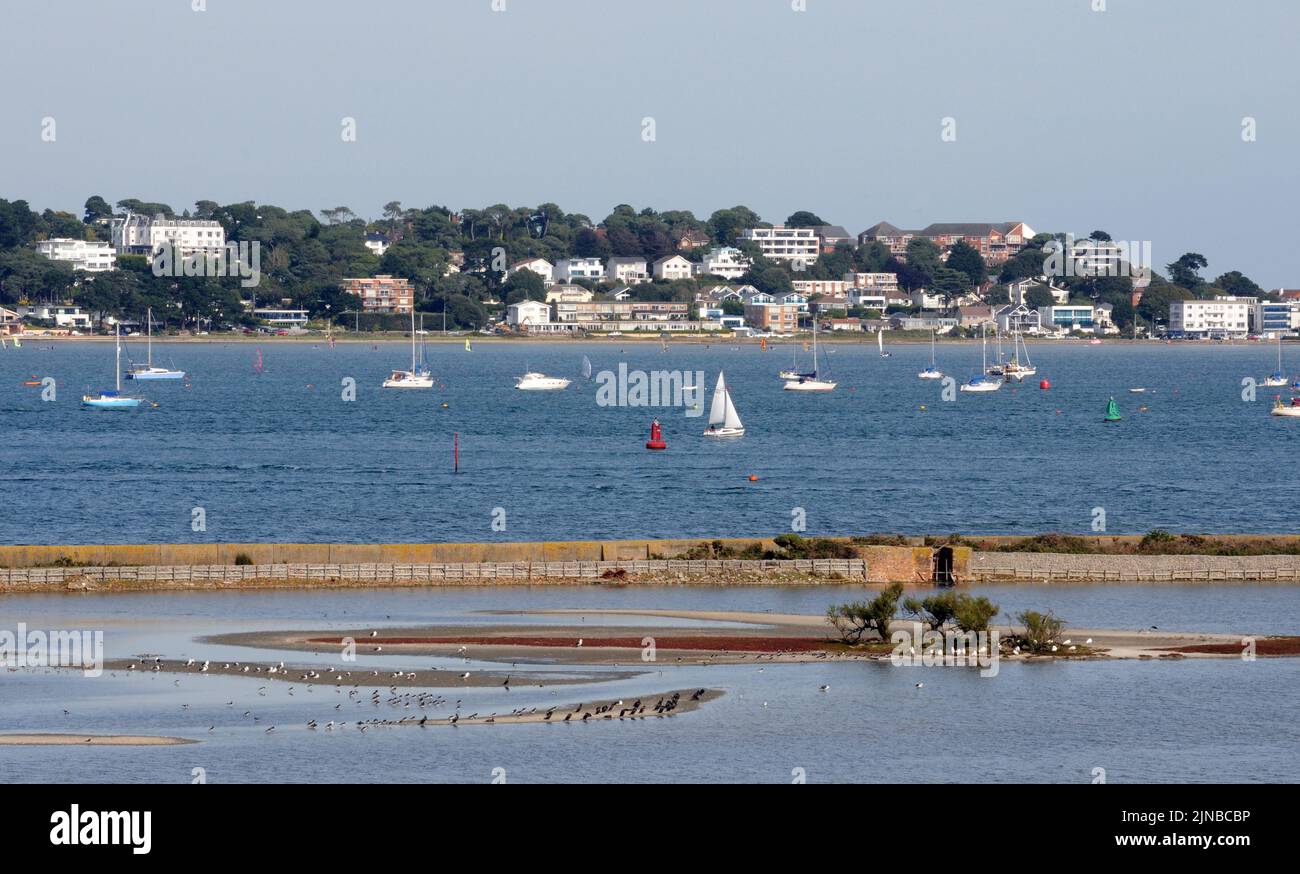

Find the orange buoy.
xmin=1039 ymin=379 xmax=1051 ymax=389
xmin=645 ymin=419 xmax=666 ymax=451
xmin=748 ymin=474 xmax=759 ymax=482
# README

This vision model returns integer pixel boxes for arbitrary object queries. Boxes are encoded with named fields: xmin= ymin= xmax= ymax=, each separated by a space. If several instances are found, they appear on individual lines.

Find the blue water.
xmin=2 ymin=584 xmax=1297 ymax=783
xmin=1 ymin=340 xmax=1296 ymax=544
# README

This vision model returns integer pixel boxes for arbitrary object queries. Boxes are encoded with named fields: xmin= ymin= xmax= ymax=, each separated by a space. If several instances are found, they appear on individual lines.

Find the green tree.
xmin=1214 ymin=271 xmax=1262 ymax=297
xmin=83 ymin=195 xmax=113 ymax=225
xmin=1024 ymin=286 xmax=1056 ymax=309
xmin=945 ymin=240 xmax=986 ymax=287
xmin=785 ymin=210 xmax=826 ymax=227
xmin=827 ymin=582 xmax=905 ymax=644
xmin=1166 ymin=252 xmax=1208 ymax=289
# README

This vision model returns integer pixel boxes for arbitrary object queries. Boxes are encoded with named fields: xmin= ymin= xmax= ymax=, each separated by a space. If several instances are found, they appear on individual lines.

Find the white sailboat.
xmin=986 ymin=327 xmax=1005 ymax=376
xmin=83 ymin=326 xmax=143 ymax=409
xmin=125 ymin=307 xmax=185 ymax=380
xmin=878 ymin=328 xmax=891 ymax=358
xmin=1262 ymin=335 xmax=1288 ymax=387
xmin=1002 ymin=331 xmax=1036 ymax=382
xmin=918 ymin=329 xmax=943 ymax=379
xmin=703 ymin=371 xmax=745 ymax=436
xmin=960 ymin=325 xmax=1002 ymax=392
xmin=383 ymin=309 xmax=434 ymax=388
xmin=580 ymin=355 xmax=593 ymax=380
xmin=784 ymin=321 xmax=836 ymax=391
xmin=778 ymin=341 xmax=811 ymax=380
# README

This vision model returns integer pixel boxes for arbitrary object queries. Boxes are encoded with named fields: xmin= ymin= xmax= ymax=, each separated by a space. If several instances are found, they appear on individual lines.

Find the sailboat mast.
xmin=410 ymin=308 xmax=417 ymax=370
xmin=115 ymin=326 xmax=122 ymax=392
xmin=146 ymin=307 xmax=153 ymax=367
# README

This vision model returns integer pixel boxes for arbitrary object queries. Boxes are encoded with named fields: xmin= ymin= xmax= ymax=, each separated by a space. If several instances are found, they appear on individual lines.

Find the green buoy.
xmin=1104 ymin=397 xmax=1122 ymax=422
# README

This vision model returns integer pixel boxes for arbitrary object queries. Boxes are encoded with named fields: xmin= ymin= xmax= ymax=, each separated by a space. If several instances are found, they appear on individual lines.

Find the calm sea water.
xmin=2 ymin=584 xmax=1298 ymax=783
xmin=1 ymin=339 xmax=1297 ymax=544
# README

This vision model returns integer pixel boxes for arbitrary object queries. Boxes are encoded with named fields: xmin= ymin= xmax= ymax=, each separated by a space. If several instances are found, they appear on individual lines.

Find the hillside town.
xmin=0 ymin=198 xmax=1293 ymax=340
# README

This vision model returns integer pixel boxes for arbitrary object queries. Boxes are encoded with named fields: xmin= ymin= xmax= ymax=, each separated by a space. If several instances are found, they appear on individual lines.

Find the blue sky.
xmin=2 ymin=0 xmax=1297 ymax=285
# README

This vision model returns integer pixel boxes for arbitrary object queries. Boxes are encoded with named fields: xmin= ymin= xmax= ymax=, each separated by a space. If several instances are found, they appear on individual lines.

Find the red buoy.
xmin=1039 ymin=379 xmax=1051 ymax=390
xmin=645 ymin=419 xmax=667 ymax=450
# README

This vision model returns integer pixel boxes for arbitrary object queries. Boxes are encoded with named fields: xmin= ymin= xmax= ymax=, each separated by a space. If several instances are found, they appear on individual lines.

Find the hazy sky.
xmin=3 ymin=0 xmax=1297 ymax=285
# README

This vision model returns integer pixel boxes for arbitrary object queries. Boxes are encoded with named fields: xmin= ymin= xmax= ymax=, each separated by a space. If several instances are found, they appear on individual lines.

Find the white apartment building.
xmin=111 ymin=213 xmax=226 ymax=257
xmin=1169 ymin=297 xmax=1254 ymax=338
xmin=695 ymin=246 xmax=751 ymax=279
xmin=791 ymin=279 xmax=848 ymax=300
xmin=739 ymin=226 xmax=820 ymax=263
xmin=605 ymin=257 xmax=649 ymax=285
xmin=553 ymin=257 xmax=605 ymax=283
xmin=34 ymin=238 xmax=116 ymax=272
xmin=652 ymin=254 xmax=693 ymax=281
xmin=844 ymin=272 xmax=900 ymax=294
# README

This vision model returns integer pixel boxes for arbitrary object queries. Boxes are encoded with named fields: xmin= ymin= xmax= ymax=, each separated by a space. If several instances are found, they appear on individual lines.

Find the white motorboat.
xmin=515 ymin=371 xmax=571 ymax=391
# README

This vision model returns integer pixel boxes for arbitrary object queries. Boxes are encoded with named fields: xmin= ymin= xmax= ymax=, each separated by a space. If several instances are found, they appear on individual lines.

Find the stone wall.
xmin=970 ymin=551 xmax=1300 ymax=582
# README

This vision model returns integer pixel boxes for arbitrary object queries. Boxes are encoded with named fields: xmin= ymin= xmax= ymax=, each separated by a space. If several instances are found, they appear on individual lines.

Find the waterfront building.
xmin=1252 ymin=300 xmax=1294 ymax=336
xmin=1169 ymin=297 xmax=1253 ymax=339
xmin=33 ymin=238 xmax=116 ymax=272
xmin=16 ymin=303 xmax=92 ymax=329
xmin=1008 ymin=278 xmax=1069 ymax=306
xmin=506 ymin=300 xmax=552 ymax=328
xmin=342 ymin=275 xmax=415 ymax=313
xmin=1038 ymin=304 xmax=1095 ymax=333
xmin=253 ymin=308 xmax=309 ymax=328
xmin=742 ymin=290 xmax=799 ymax=333
xmin=814 ymin=225 xmax=854 ymax=253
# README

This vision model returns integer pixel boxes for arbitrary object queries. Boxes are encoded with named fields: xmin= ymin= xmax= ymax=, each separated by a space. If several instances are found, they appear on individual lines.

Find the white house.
xmin=1008 ymin=278 xmax=1069 ymax=306
xmin=254 ymin=308 xmax=310 ymax=328
xmin=507 ymin=257 xmax=555 ymax=285
xmin=652 ymin=254 xmax=693 ymax=281
xmin=1038 ymin=304 xmax=1096 ymax=334
xmin=554 ymin=257 xmax=604 ymax=283
xmin=695 ymin=246 xmax=752 ymax=280
xmin=606 ymin=257 xmax=649 ymax=285
xmin=506 ymin=300 xmax=552 ymax=328
xmin=608 ymin=286 xmax=634 ymax=301
xmin=34 ymin=238 xmax=117 ymax=272
xmin=364 ymin=233 xmax=390 ymax=257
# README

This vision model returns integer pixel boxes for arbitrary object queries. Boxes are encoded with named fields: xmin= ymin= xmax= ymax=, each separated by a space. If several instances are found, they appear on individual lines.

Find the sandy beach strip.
xmin=0 ymin=734 xmax=194 ymax=746
xmin=201 ymin=610 xmax=1299 ymax=664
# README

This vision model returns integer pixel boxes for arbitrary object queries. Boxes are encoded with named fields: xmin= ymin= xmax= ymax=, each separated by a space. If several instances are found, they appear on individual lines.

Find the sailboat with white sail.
xmin=83 ymin=326 xmax=143 ymax=409
xmin=1002 ymin=331 xmax=1036 ymax=382
xmin=1262 ymin=334 xmax=1288 ymax=387
xmin=383 ymin=309 xmax=434 ymax=388
xmin=878 ymin=328 xmax=891 ymax=358
xmin=125 ymin=308 xmax=185 ymax=380
xmin=918 ymin=329 xmax=943 ymax=379
xmin=703 ymin=371 xmax=744 ymax=437
xmin=580 ymin=355 xmax=593 ymax=380
xmin=783 ymin=321 xmax=836 ymax=391
xmin=960 ymin=325 xmax=1002 ymax=392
